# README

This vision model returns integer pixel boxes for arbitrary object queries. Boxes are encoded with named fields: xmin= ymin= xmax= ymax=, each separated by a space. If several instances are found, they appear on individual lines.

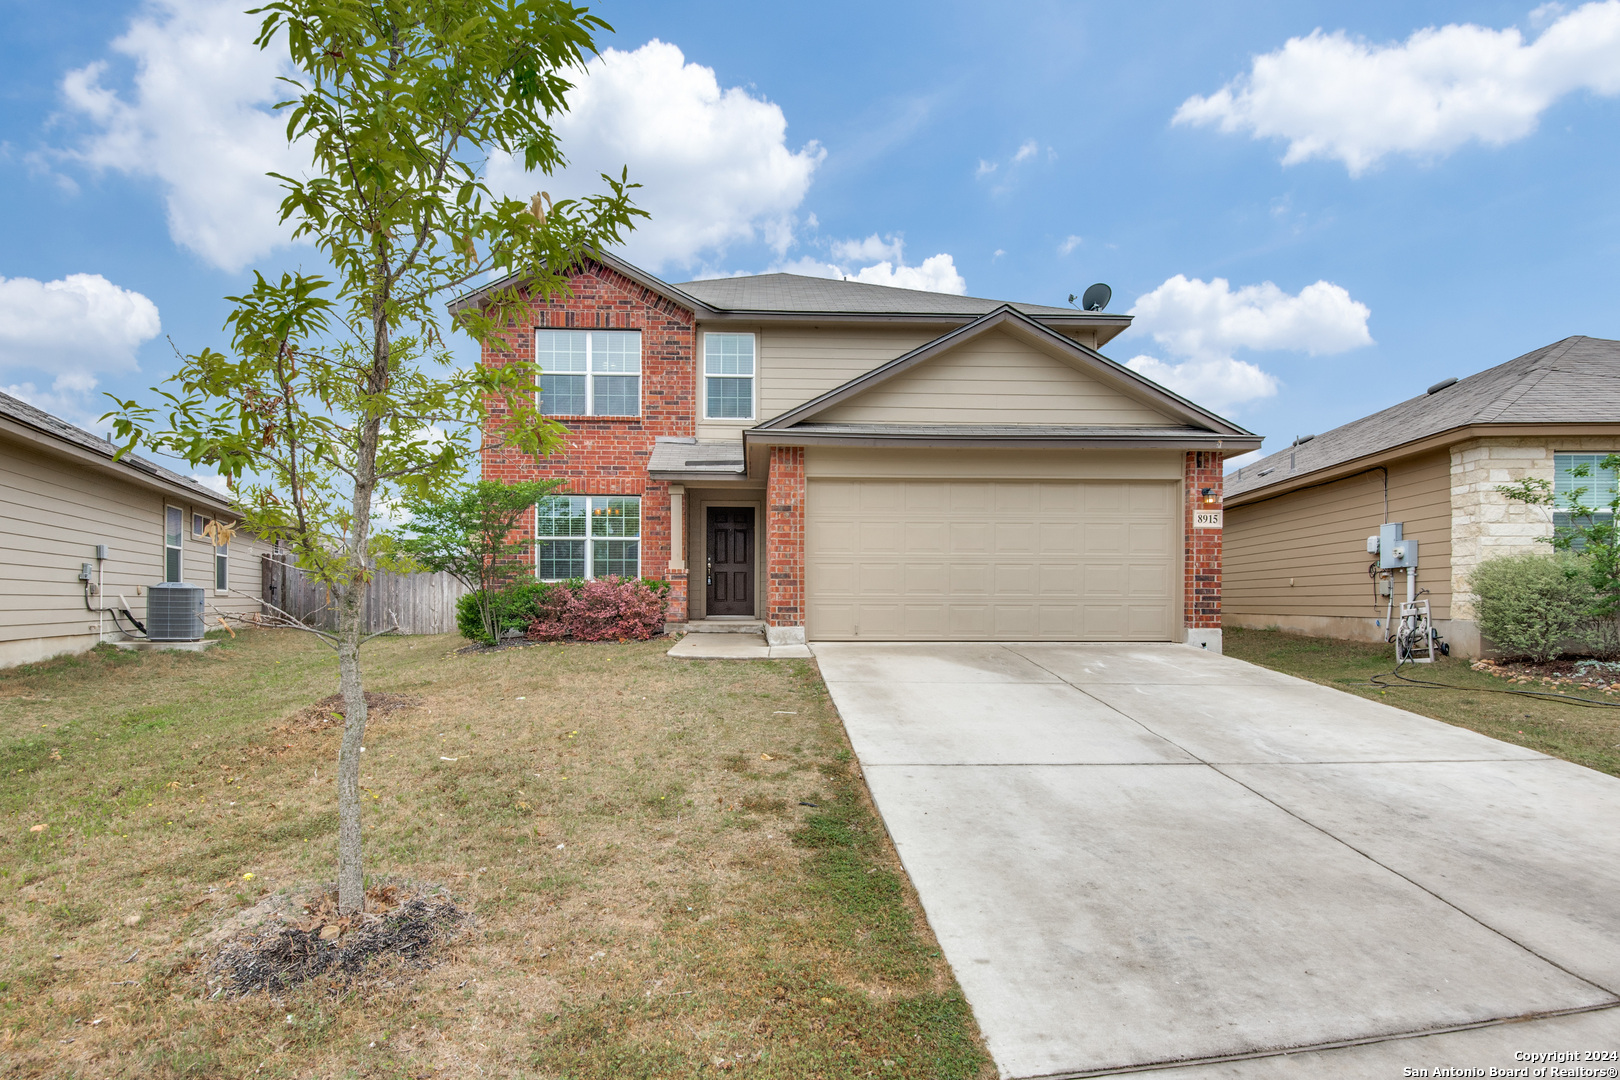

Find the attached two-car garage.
xmin=804 ymin=461 xmax=1180 ymax=641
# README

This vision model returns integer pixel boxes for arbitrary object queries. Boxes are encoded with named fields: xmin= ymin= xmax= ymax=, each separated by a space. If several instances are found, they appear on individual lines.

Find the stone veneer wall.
xmin=1449 ymin=435 xmax=1620 ymax=654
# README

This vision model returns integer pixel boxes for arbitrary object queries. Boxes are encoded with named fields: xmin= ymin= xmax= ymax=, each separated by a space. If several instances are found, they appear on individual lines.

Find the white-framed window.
xmin=703 ymin=332 xmax=755 ymax=420
xmin=536 ymin=329 xmax=641 ymax=417
xmin=214 ymin=541 xmax=229 ymax=591
xmin=1554 ymin=452 xmax=1619 ymax=548
xmin=535 ymin=495 xmax=641 ymax=580
xmin=164 ymin=505 xmax=184 ymax=582
xmin=192 ymin=512 xmax=209 ymax=538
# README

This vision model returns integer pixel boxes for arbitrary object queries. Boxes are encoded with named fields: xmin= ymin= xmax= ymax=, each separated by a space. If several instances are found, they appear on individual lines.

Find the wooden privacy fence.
xmin=260 ymin=555 xmax=471 ymax=635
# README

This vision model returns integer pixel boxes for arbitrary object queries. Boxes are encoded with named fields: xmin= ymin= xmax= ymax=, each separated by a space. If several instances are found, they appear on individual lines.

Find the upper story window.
xmin=537 ymin=330 xmax=641 ymax=417
xmin=704 ymin=333 xmax=755 ymax=420
xmin=1554 ymin=452 xmax=1619 ymax=548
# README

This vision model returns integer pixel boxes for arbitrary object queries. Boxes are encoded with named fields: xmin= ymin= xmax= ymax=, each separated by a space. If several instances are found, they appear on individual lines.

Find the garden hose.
xmin=1370 ymin=658 xmax=1620 ymax=709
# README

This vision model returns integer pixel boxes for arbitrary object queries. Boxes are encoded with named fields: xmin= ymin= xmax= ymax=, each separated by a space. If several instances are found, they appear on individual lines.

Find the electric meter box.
xmin=1376 ymin=522 xmax=1419 ymax=569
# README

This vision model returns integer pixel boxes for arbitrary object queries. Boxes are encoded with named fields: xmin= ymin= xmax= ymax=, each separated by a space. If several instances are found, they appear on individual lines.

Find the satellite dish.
xmin=1081 ymin=283 xmax=1111 ymax=312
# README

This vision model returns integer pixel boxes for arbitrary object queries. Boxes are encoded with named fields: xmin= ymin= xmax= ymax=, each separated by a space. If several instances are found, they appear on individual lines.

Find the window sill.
xmin=544 ymin=414 xmax=644 ymax=421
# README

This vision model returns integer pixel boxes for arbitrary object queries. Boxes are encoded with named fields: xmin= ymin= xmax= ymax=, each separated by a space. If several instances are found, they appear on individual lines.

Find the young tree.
xmin=108 ymin=0 xmax=643 ymax=914
xmin=396 ymin=478 xmax=560 ymax=642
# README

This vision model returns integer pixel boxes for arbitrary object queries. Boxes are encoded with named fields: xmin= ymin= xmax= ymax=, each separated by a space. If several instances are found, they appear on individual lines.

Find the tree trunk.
xmin=335 ymin=581 xmax=368 ymax=913
xmin=335 ymin=308 xmax=389 ymax=915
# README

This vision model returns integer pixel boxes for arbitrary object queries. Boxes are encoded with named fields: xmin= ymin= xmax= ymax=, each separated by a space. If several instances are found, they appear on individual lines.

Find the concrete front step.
xmin=683 ymin=619 xmax=767 ymax=634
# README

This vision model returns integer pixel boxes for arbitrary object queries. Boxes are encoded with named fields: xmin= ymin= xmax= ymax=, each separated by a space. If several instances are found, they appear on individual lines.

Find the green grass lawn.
xmin=1224 ymin=627 xmax=1620 ymax=778
xmin=0 ymin=631 xmax=992 ymax=1079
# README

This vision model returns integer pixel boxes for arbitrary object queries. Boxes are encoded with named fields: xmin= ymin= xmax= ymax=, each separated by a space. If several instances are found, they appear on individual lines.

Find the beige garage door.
xmin=806 ymin=479 xmax=1179 ymax=641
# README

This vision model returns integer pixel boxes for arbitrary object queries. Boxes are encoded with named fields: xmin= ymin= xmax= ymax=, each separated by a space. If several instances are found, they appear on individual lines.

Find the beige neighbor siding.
xmin=754 ymin=325 xmax=941 ymax=420
xmin=0 ymin=435 xmax=268 ymax=668
xmin=818 ymin=329 xmax=1170 ymax=426
xmin=805 ymin=449 xmax=1181 ymax=642
xmin=1224 ymin=450 xmax=1453 ymax=640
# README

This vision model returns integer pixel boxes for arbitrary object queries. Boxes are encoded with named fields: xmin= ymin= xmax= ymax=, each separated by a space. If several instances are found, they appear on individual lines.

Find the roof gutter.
xmin=744 ymin=428 xmax=1263 ymax=452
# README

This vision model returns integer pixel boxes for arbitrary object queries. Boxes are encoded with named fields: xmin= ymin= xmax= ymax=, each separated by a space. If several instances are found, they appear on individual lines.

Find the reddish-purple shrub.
xmin=525 ymin=578 xmax=667 ymax=642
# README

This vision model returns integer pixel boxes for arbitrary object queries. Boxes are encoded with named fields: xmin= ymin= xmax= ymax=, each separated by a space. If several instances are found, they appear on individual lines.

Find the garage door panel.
xmin=807 ymin=478 xmax=1178 ymax=641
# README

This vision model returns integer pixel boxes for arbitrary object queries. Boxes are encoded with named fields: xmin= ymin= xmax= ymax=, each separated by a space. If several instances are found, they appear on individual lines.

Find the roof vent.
xmin=1427 ymin=377 xmax=1458 ymax=395
xmin=1291 ymin=434 xmax=1315 ymax=446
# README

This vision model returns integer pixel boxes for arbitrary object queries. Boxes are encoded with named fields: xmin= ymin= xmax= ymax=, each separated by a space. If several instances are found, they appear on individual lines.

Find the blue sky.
xmin=3 ymin=0 xmax=1619 ymax=475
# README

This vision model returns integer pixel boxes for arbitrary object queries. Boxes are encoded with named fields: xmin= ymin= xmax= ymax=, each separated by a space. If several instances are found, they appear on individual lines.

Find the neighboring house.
xmin=457 ymin=254 xmax=1260 ymax=648
xmin=1223 ymin=336 xmax=1620 ymax=657
xmin=0 ymin=390 xmax=271 ymax=669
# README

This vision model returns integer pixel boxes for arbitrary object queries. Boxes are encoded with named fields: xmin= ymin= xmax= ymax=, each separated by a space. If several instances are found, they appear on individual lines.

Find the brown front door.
xmin=706 ymin=507 xmax=755 ymax=616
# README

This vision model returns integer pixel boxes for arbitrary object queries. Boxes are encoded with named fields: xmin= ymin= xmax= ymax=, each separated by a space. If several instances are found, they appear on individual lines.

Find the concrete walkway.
xmin=814 ymin=642 xmax=1620 ymax=1079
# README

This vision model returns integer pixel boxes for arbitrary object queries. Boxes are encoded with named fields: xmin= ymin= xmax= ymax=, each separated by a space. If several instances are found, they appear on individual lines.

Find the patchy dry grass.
xmin=0 ymin=631 xmax=991 ymax=1079
xmin=1225 ymin=627 xmax=1620 ymax=777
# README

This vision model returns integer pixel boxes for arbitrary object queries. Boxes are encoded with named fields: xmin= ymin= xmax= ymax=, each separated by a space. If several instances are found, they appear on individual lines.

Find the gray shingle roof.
xmin=0 ymin=388 xmax=232 ymax=507
xmin=645 ymin=437 xmax=746 ymax=478
xmin=671 ymin=273 xmax=1087 ymax=318
xmin=1226 ymin=335 xmax=1620 ymax=500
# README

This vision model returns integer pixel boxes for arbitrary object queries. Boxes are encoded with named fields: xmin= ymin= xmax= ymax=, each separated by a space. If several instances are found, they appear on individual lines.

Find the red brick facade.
xmin=765 ymin=446 xmax=805 ymax=628
xmin=1183 ymin=450 xmax=1224 ymax=631
xmin=478 ymin=260 xmax=695 ymax=618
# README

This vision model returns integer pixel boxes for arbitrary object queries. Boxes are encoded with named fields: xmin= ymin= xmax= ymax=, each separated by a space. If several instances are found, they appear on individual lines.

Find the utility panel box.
xmin=1374 ymin=522 xmax=1419 ymax=570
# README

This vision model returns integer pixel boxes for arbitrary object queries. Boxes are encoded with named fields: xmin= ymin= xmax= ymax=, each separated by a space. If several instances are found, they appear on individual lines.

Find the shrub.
xmin=456 ymin=581 xmax=562 ymax=645
xmin=1469 ymin=553 xmax=1593 ymax=662
xmin=526 ymin=577 xmax=668 ymax=642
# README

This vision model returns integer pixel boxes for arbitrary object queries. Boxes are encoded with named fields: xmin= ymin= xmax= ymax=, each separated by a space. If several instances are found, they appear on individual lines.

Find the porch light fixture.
xmin=1200 ymin=488 xmax=1216 ymax=504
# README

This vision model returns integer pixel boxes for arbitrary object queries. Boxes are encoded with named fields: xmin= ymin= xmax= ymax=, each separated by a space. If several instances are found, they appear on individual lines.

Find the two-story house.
xmin=455 ymin=253 xmax=1260 ymax=649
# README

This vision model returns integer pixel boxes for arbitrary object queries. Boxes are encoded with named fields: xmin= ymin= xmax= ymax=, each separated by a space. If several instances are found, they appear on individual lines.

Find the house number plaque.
xmin=1193 ymin=509 xmax=1223 ymax=529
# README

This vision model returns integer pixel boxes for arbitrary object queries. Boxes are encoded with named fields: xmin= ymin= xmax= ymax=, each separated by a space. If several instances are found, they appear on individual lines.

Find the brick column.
xmin=1184 ymin=451 xmax=1223 ymax=650
xmin=765 ymin=445 xmax=806 ymax=643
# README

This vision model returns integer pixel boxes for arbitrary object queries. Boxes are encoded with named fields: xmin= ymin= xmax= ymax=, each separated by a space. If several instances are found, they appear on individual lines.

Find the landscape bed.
xmin=0 ymin=631 xmax=991 ymax=1079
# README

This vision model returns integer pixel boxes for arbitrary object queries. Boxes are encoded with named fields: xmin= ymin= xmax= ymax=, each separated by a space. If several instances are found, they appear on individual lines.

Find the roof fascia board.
xmin=754 ymin=305 xmax=1253 ymax=436
xmin=1224 ymin=421 xmax=1620 ymax=507
xmin=743 ymin=428 xmax=1262 ymax=452
xmin=0 ymin=415 xmax=236 ymax=512
xmin=694 ymin=309 xmax=1132 ymax=329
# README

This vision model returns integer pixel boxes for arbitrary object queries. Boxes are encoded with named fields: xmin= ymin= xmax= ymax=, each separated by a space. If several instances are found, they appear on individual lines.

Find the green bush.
xmin=1469 ymin=553 xmax=1593 ymax=662
xmin=456 ymin=581 xmax=562 ymax=645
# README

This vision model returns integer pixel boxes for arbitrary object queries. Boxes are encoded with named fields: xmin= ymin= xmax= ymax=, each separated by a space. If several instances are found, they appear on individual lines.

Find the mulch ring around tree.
xmin=277 ymin=692 xmax=423 ymax=735
xmin=1471 ymin=657 xmax=1620 ymax=693
xmin=204 ymin=883 xmax=469 ymax=998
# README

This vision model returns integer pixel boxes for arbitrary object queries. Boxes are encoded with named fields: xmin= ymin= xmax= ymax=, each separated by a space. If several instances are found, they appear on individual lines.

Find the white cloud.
xmin=59 ymin=0 xmax=306 ymax=271
xmin=188 ymin=472 xmax=232 ymax=496
xmin=1174 ymin=2 xmax=1620 ymax=174
xmin=831 ymin=234 xmax=904 ymax=264
xmin=0 ymin=274 xmax=161 ymax=408
xmin=848 ymin=255 xmax=966 ymax=294
xmin=975 ymin=139 xmax=1052 ymax=185
xmin=1058 ymin=234 xmax=1083 ymax=256
xmin=1128 ymin=275 xmax=1372 ymax=359
xmin=488 ymin=39 xmax=823 ymax=272
xmin=1012 ymin=139 xmax=1040 ymax=163
xmin=975 ymin=159 xmax=997 ymax=177
xmin=1120 ymin=274 xmax=1372 ymax=412
xmin=769 ymin=236 xmax=967 ymax=295
xmin=1124 ymin=355 xmax=1278 ymax=413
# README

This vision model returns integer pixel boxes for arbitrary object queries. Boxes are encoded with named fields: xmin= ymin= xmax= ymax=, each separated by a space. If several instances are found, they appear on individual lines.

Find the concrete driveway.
xmin=814 ymin=642 xmax=1620 ymax=1078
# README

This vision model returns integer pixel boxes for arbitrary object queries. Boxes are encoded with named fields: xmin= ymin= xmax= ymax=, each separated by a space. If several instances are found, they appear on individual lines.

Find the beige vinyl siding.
xmin=805 ymin=446 xmax=1184 ymax=481
xmin=0 ymin=435 xmax=267 ymax=662
xmin=754 ymin=325 xmax=940 ymax=420
xmin=1224 ymin=449 xmax=1453 ymax=622
xmin=816 ymin=329 xmax=1170 ymax=426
